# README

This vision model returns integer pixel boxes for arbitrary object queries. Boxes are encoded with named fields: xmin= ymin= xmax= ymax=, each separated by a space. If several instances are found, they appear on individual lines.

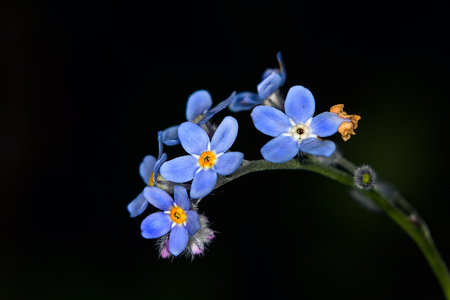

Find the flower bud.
xmin=354 ymin=164 xmax=376 ymax=190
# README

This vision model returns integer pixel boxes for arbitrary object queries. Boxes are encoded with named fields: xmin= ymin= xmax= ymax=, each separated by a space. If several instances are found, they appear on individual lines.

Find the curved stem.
xmin=214 ymin=157 xmax=450 ymax=299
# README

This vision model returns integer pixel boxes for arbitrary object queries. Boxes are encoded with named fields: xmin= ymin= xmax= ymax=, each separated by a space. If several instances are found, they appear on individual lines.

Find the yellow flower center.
xmin=148 ymin=172 xmax=155 ymax=186
xmin=170 ymin=207 xmax=186 ymax=224
xmin=198 ymin=151 xmax=216 ymax=169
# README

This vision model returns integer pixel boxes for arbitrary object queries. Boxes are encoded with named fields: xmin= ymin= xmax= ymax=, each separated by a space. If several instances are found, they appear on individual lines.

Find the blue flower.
xmin=127 ymin=131 xmax=167 ymax=217
xmin=229 ymin=52 xmax=286 ymax=112
xmin=162 ymin=90 xmax=236 ymax=146
xmin=258 ymin=51 xmax=287 ymax=100
xmin=141 ymin=185 xmax=201 ymax=257
xmin=228 ymin=91 xmax=262 ymax=113
xmin=251 ymin=85 xmax=350 ymax=163
xmin=160 ymin=116 xmax=244 ymax=199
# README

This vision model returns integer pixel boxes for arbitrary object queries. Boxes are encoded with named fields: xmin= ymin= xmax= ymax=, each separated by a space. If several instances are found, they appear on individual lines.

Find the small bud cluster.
xmin=353 ymin=164 xmax=377 ymax=190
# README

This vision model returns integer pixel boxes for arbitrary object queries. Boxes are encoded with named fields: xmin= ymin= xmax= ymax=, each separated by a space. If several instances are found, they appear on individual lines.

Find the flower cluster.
xmin=127 ymin=52 xmax=360 ymax=259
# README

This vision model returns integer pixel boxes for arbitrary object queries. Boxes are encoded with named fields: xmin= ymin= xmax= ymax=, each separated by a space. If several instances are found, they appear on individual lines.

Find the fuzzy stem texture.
xmin=214 ymin=156 xmax=450 ymax=299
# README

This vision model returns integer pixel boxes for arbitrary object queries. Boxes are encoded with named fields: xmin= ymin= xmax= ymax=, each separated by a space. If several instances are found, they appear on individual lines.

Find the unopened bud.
xmin=354 ymin=164 xmax=376 ymax=190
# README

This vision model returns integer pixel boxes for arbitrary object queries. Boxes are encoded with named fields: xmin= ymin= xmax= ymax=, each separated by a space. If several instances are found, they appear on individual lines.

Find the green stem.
xmin=214 ymin=157 xmax=450 ymax=299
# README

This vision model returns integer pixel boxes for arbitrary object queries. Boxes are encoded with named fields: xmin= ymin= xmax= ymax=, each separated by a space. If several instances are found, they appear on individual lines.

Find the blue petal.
xmin=198 ymin=91 xmax=236 ymax=127
xmin=284 ymin=86 xmax=315 ymax=124
xmin=152 ymin=153 xmax=167 ymax=186
xmin=210 ymin=116 xmax=238 ymax=154
xmin=251 ymin=106 xmax=291 ymax=137
xmin=178 ymin=122 xmax=209 ymax=155
xmin=309 ymin=112 xmax=348 ymax=137
xmin=214 ymin=152 xmax=244 ymax=175
xmin=157 ymin=131 xmax=164 ymax=160
xmin=186 ymin=210 xmax=201 ymax=236
xmin=299 ymin=138 xmax=336 ymax=157
xmin=229 ymin=92 xmax=261 ymax=113
xmin=257 ymin=72 xmax=282 ymax=100
xmin=173 ymin=185 xmax=190 ymax=211
xmin=162 ymin=125 xmax=180 ymax=146
xmin=186 ymin=90 xmax=212 ymax=121
xmin=260 ymin=52 xmax=286 ymax=87
xmin=159 ymin=155 xmax=198 ymax=183
xmin=127 ymin=191 xmax=149 ymax=218
xmin=261 ymin=69 xmax=272 ymax=82
xmin=168 ymin=225 xmax=189 ymax=256
xmin=190 ymin=169 xmax=217 ymax=199
xmin=139 ymin=155 xmax=156 ymax=185
xmin=143 ymin=186 xmax=174 ymax=211
xmin=276 ymin=51 xmax=287 ymax=86
xmin=141 ymin=212 xmax=172 ymax=239
xmin=260 ymin=135 xmax=299 ymax=163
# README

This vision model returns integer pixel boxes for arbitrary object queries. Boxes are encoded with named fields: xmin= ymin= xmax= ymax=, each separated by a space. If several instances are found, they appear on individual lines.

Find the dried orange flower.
xmin=330 ymin=104 xmax=361 ymax=141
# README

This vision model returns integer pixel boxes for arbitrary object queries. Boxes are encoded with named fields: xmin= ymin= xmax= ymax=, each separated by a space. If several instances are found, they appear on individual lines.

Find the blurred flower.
xmin=162 ymin=90 xmax=235 ymax=146
xmin=229 ymin=52 xmax=286 ymax=112
xmin=251 ymin=85 xmax=350 ymax=163
xmin=141 ymin=186 xmax=201 ymax=256
xmin=257 ymin=52 xmax=287 ymax=100
xmin=127 ymin=131 xmax=167 ymax=217
xmin=228 ymin=91 xmax=261 ymax=113
xmin=354 ymin=164 xmax=377 ymax=190
xmin=160 ymin=116 xmax=244 ymax=198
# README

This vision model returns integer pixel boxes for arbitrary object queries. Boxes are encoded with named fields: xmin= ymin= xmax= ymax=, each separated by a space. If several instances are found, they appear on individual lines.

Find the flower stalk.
xmin=214 ymin=156 xmax=450 ymax=300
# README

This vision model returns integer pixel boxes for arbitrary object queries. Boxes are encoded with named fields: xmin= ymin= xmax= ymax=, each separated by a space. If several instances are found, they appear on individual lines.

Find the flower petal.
xmin=284 ymin=86 xmax=315 ymax=124
xmin=214 ymin=152 xmax=244 ymax=175
xmin=276 ymin=51 xmax=287 ymax=86
xmin=143 ymin=186 xmax=174 ymax=211
xmin=159 ymin=155 xmax=198 ymax=183
xmin=210 ymin=116 xmax=238 ymax=154
xmin=152 ymin=153 xmax=167 ymax=186
xmin=309 ymin=112 xmax=348 ymax=137
xmin=157 ymin=131 xmax=164 ymax=159
xmin=251 ymin=105 xmax=291 ymax=137
xmin=190 ymin=169 xmax=217 ymax=199
xmin=198 ymin=91 xmax=236 ymax=127
xmin=162 ymin=125 xmax=180 ymax=146
xmin=261 ymin=52 xmax=286 ymax=86
xmin=139 ymin=155 xmax=156 ymax=185
xmin=260 ymin=135 xmax=298 ymax=163
xmin=141 ymin=212 xmax=172 ymax=239
xmin=169 ymin=225 xmax=189 ymax=256
xmin=186 ymin=210 xmax=201 ymax=236
xmin=173 ymin=185 xmax=190 ymax=211
xmin=299 ymin=138 xmax=336 ymax=157
xmin=127 ymin=191 xmax=149 ymax=218
xmin=257 ymin=72 xmax=282 ymax=100
xmin=228 ymin=92 xmax=261 ymax=113
xmin=186 ymin=90 xmax=212 ymax=121
xmin=178 ymin=122 xmax=209 ymax=155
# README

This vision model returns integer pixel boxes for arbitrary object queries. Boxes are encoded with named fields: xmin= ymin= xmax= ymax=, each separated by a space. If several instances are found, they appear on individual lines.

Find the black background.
xmin=1 ymin=1 xmax=450 ymax=299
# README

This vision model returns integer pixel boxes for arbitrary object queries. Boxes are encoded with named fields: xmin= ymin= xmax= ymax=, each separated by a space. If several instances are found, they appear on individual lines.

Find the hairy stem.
xmin=214 ymin=157 xmax=450 ymax=299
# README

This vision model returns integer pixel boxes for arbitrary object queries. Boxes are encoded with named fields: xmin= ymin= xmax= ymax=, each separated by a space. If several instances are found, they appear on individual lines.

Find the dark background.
xmin=1 ymin=1 xmax=450 ymax=299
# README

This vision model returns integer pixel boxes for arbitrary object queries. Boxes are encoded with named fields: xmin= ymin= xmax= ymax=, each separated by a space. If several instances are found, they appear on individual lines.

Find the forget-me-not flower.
xmin=251 ymin=85 xmax=350 ymax=163
xmin=162 ymin=90 xmax=235 ymax=146
xmin=141 ymin=185 xmax=201 ymax=256
xmin=127 ymin=131 xmax=167 ymax=217
xmin=229 ymin=52 xmax=286 ymax=112
xmin=160 ymin=116 xmax=244 ymax=199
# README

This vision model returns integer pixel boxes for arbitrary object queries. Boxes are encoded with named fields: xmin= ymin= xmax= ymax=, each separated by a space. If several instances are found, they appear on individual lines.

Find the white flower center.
xmin=282 ymin=117 xmax=317 ymax=143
